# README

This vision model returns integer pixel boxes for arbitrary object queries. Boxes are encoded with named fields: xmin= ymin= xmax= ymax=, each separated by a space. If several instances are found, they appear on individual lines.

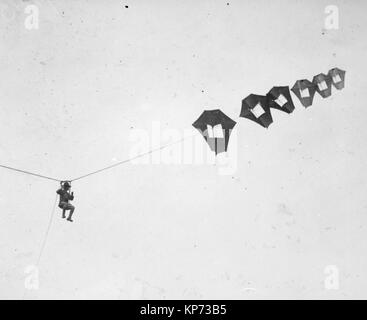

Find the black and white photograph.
xmin=0 ymin=0 xmax=365 ymax=305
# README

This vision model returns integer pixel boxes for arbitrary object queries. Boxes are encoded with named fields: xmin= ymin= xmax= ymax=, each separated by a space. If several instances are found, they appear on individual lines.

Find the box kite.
xmin=313 ymin=73 xmax=333 ymax=98
xmin=291 ymin=79 xmax=317 ymax=108
xmin=267 ymin=86 xmax=295 ymax=114
xmin=328 ymin=67 xmax=346 ymax=90
xmin=192 ymin=109 xmax=236 ymax=155
xmin=240 ymin=94 xmax=273 ymax=128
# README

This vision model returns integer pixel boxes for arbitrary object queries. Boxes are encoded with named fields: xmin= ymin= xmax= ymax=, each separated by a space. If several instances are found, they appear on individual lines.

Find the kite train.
xmin=193 ymin=67 xmax=346 ymax=154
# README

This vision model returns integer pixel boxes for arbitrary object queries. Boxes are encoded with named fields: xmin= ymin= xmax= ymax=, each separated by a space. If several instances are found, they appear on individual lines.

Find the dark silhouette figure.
xmin=56 ymin=181 xmax=75 ymax=222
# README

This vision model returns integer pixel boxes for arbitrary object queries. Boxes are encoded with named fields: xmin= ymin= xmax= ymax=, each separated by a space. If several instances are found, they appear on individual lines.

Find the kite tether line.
xmin=70 ymin=135 xmax=194 ymax=182
xmin=22 ymin=194 xmax=58 ymax=300
xmin=0 ymin=134 xmax=196 ymax=183
xmin=36 ymin=194 xmax=58 ymax=266
xmin=0 ymin=164 xmax=61 ymax=182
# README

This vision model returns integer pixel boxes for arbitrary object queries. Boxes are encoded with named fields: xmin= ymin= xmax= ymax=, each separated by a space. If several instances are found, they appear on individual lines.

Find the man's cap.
xmin=62 ymin=181 xmax=71 ymax=188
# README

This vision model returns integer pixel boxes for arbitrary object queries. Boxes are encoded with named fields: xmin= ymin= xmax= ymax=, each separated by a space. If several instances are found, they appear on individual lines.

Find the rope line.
xmin=0 ymin=134 xmax=197 ymax=183
xmin=0 ymin=164 xmax=61 ymax=182
xmin=22 ymin=194 xmax=58 ymax=300
xmin=71 ymin=135 xmax=194 ymax=182
xmin=36 ymin=194 xmax=58 ymax=266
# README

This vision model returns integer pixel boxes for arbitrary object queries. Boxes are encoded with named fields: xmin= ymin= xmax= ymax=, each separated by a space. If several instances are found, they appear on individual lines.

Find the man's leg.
xmin=67 ymin=204 xmax=75 ymax=222
xmin=60 ymin=203 xmax=66 ymax=218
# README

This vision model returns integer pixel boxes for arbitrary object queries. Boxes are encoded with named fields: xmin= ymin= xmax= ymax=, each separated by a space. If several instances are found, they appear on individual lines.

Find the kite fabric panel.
xmin=313 ymin=73 xmax=333 ymax=98
xmin=291 ymin=79 xmax=317 ymax=108
xmin=192 ymin=109 xmax=236 ymax=155
xmin=240 ymin=94 xmax=273 ymax=128
xmin=328 ymin=67 xmax=346 ymax=90
xmin=267 ymin=86 xmax=295 ymax=114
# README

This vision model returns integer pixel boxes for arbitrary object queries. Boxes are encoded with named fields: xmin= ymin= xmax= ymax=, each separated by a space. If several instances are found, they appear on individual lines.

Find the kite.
xmin=192 ymin=109 xmax=236 ymax=155
xmin=313 ymin=73 xmax=333 ymax=98
xmin=328 ymin=67 xmax=346 ymax=90
xmin=240 ymin=94 xmax=273 ymax=128
xmin=291 ymin=79 xmax=317 ymax=108
xmin=267 ymin=86 xmax=295 ymax=114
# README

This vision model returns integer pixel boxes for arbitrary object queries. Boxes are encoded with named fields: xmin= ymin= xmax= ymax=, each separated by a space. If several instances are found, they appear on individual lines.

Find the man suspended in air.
xmin=56 ymin=181 xmax=75 ymax=222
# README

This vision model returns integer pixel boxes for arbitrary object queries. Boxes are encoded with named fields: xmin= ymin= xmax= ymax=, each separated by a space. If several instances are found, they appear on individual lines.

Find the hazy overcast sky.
xmin=1 ymin=0 xmax=366 ymax=299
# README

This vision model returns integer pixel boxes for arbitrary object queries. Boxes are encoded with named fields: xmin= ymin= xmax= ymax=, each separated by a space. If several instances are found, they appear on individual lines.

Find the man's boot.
xmin=67 ymin=212 xmax=74 ymax=222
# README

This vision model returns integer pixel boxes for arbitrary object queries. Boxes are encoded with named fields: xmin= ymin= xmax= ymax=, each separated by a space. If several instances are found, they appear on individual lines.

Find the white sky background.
xmin=0 ymin=0 xmax=366 ymax=299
